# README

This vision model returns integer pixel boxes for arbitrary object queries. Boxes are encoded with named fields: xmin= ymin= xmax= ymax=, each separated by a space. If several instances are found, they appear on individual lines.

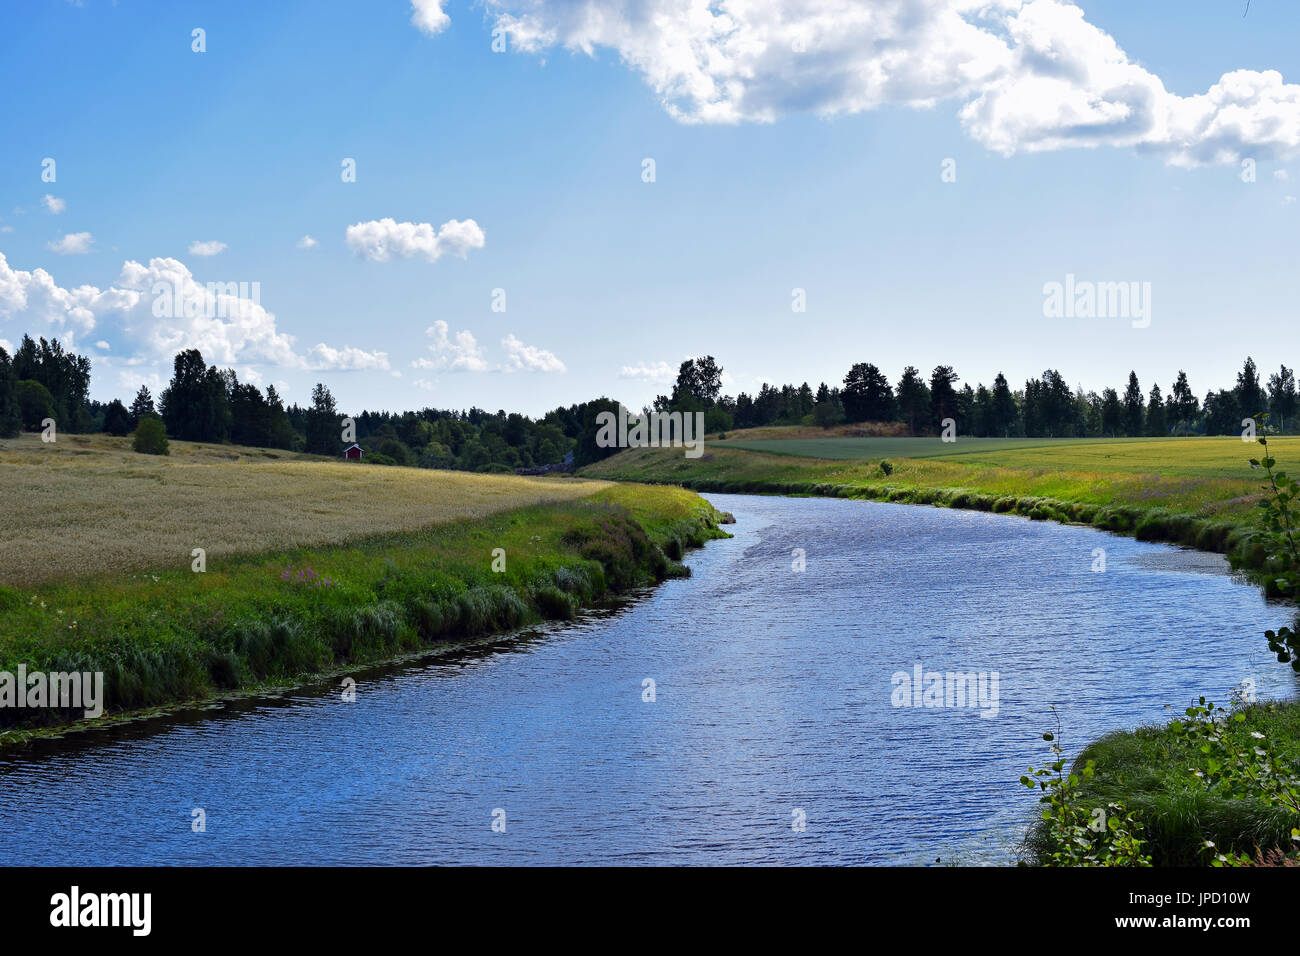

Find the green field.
xmin=582 ymin=434 xmax=1297 ymax=575
xmin=720 ymin=435 xmax=1300 ymax=478
xmin=0 ymin=444 xmax=726 ymax=745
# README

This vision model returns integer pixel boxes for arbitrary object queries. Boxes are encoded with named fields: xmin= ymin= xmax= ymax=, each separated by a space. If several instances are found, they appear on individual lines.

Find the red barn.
xmin=344 ymin=443 xmax=363 ymax=461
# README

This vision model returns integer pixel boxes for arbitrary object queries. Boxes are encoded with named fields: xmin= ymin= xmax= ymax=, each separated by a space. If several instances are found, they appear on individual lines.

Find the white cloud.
xmin=306 ymin=343 xmax=391 ymax=371
xmin=409 ymin=323 xmax=564 ymax=373
xmin=410 ymin=0 xmax=451 ymax=35
xmin=297 ymin=235 xmax=319 ymax=249
xmin=47 ymin=232 xmax=93 ymax=255
xmin=94 ymin=340 xmax=110 ymax=350
xmin=0 ymin=251 xmax=130 ymax=339
xmin=458 ymin=0 xmax=1300 ymax=167
xmin=619 ymin=360 xmax=675 ymax=382
xmin=345 ymin=217 xmax=485 ymax=263
xmin=501 ymin=333 xmax=566 ymax=373
xmin=0 ymin=338 xmax=12 ymax=354
xmin=0 ymin=251 xmax=388 ymax=371
xmin=412 ymin=320 xmax=490 ymax=372
xmin=1276 ymin=170 xmax=1290 ymax=181
xmin=41 ymin=195 xmax=66 ymax=214
xmin=188 ymin=240 xmax=227 ymax=257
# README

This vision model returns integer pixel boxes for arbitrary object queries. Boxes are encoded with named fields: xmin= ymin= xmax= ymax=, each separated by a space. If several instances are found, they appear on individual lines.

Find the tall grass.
xmin=0 ymin=484 xmax=726 ymax=737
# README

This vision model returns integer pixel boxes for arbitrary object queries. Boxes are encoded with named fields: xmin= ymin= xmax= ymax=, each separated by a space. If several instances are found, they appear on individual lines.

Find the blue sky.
xmin=1 ymin=0 xmax=1299 ymax=415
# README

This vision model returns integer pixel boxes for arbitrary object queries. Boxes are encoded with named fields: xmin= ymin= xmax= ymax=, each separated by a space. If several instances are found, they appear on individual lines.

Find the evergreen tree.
xmin=1122 ymin=371 xmax=1144 ymax=436
xmin=895 ymin=366 xmax=930 ymax=435
xmin=989 ymin=373 xmax=1017 ymax=437
xmin=841 ymin=363 xmax=894 ymax=422
xmin=129 ymin=385 xmax=155 ymax=427
xmin=1169 ymin=371 xmax=1198 ymax=434
xmin=103 ymin=398 xmax=132 ymax=436
xmin=1235 ymin=356 xmax=1266 ymax=421
xmin=304 ymin=382 xmax=341 ymax=455
xmin=928 ymin=365 xmax=959 ymax=431
xmin=1144 ymin=384 xmax=1167 ymax=436
xmin=0 ymin=347 xmax=20 ymax=438
xmin=1267 ymin=365 xmax=1297 ymax=432
xmin=1100 ymin=388 xmax=1123 ymax=437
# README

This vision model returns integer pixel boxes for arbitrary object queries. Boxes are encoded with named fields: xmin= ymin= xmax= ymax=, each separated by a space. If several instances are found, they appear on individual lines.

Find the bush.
xmin=132 ymin=415 xmax=169 ymax=455
xmin=15 ymin=379 xmax=55 ymax=431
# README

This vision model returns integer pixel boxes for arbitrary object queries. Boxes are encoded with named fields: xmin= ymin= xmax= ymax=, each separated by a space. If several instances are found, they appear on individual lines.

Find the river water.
xmin=0 ymin=493 xmax=1293 ymax=865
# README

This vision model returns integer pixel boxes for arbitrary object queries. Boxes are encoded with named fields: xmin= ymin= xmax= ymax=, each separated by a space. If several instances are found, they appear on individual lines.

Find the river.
xmin=0 ymin=493 xmax=1293 ymax=865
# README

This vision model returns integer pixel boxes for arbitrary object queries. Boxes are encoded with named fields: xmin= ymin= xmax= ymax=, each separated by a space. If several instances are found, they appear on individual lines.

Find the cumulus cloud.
xmin=297 ymin=235 xmax=319 ymax=249
xmin=410 ymin=0 xmax=451 ymax=35
xmin=47 ymin=232 xmax=93 ymax=255
xmin=0 ymin=251 xmax=387 ymax=370
xmin=411 ymin=322 xmax=565 ymax=373
xmin=412 ymin=320 xmax=490 ymax=372
xmin=188 ymin=240 xmax=227 ymax=257
xmin=445 ymin=0 xmax=1300 ymax=167
xmin=345 ymin=217 xmax=485 ymax=263
xmin=619 ymin=360 xmax=675 ymax=382
xmin=501 ymin=333 xmax=566 ymax=373
xmin=306 ymin=343 xmax=391 ymax=371
xmin=41 ymin=195 xmax=66 ymax=214
xmin=0 ymin=251 xmax=132 ymax=339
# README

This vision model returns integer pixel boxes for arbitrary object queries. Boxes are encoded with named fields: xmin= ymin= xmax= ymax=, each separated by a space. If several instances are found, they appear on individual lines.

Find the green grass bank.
xmin=0 ymin=483 xmax=727 ymax=747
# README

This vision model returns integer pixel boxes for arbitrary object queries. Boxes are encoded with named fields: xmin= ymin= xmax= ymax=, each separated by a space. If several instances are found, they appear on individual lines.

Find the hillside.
xmin=0 ymin=432 xmax=609 ymax=588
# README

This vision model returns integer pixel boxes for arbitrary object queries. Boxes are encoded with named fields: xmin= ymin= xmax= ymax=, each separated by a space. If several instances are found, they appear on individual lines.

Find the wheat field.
xmin=0 ymin=433 xmax=610 ymax=587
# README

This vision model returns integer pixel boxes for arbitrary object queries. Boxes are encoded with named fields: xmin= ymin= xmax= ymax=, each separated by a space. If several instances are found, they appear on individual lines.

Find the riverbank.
xmin=0 ymin=475 xmax=728 ymax=747
xmin=581 ymin=441 xmax=1284 ymax=578
xmin=1020 ymin=699 xmax=1300 ymax=866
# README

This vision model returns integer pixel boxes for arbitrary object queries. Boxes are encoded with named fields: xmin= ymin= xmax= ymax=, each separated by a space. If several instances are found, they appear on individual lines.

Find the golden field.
xmin=0 ymin=432 xmax=610 ymax=587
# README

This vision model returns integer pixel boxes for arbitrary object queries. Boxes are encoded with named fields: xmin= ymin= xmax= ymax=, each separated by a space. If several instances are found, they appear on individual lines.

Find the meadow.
xmin=583 ymin=432 xmax=1300 ymax=568
xmin=0 ymin=434 xmax=726 ymax=741
xmin=716 ymin=434 xmax=1300 ymax=478
xmin=0 ymin=432 xmax=611 ymax=588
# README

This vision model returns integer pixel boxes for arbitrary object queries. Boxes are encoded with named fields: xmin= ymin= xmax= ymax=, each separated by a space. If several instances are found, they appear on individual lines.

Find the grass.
xmin=582 ymin=440 xmax=1274 ymax=535
xmin=717 ymin=434 xmax=1300 ymax=478
xmin=1021 ymin=701 xmax=1300 ymax=866
xmin=581 ymin=434 xmax=1300 ymax=575
xmin=0 ymin=435 xmax=727 ymax=743
xmin=0 ymin=431 xmax=612 ymax=588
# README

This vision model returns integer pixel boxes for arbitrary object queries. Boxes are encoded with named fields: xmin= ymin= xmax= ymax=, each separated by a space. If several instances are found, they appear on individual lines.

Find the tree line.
xmin=1 ymin=334 xmax=1295 ymax=471
xmin=692 ymin=356 xmax=1295 ymax=439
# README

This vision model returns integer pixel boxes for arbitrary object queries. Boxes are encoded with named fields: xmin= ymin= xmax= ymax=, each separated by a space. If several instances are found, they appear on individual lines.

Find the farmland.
xmin=582 ymin=432 xmax=1300 ymax=568
xmin=0 ymin=432 xmax=611 ymax=588
xmin=0 ymin=433 xmax=726 ymax=741
xmin=715 ymin=434 xmax=1300 ymax=478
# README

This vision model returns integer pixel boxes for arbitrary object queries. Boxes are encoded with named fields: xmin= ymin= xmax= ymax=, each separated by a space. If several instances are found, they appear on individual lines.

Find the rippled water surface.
xmin=1 ymin=494 xmax=1294 ymax=865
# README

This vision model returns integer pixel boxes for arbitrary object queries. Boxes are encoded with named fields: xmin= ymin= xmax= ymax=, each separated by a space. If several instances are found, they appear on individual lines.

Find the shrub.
xmin=132 ymin=415 xmax=169 ymax=455
xmin=15 ymin=379 xmax=55 ymax=431
xmin=534 ymin=585 xmax=577 ymax=620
